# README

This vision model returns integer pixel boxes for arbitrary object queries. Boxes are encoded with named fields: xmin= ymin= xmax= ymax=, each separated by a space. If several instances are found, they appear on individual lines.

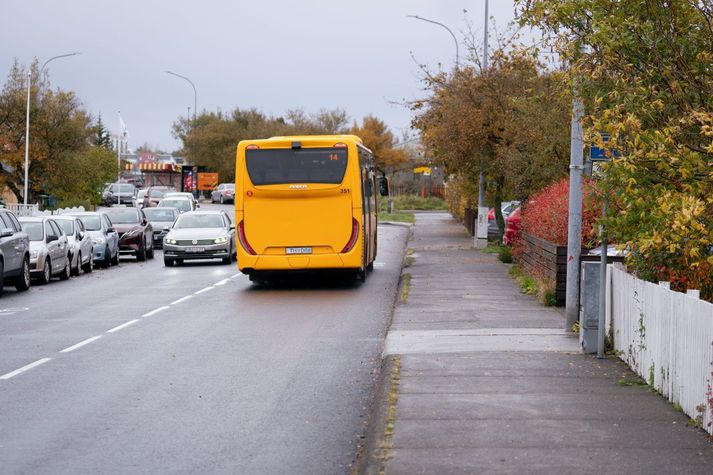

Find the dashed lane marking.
xmin=142 ymin=306 xmax=170 ymax=318
xmin=170 ymin=295 xmax=193 ymax=305
xmin=194 ymin=287 xmax=214 ymax=295
xmin=106 ymin=319 xmax=139 ymax=334
xmin=0 ymin=358 xmax=52 ymax=380
xmin=60 ymin=335 xmax=102 ymax=353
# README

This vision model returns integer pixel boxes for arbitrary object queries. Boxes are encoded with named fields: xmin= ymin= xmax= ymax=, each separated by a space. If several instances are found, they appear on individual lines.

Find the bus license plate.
xmin=186 ymin=247 xmax=205 ymax=253
xmin=286 ymin=247 xmax=312 ymax=255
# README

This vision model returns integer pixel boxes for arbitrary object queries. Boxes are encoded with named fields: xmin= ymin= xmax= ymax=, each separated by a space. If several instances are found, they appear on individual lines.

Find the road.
xmin=0 ymin=204 xmax=408 ymax=474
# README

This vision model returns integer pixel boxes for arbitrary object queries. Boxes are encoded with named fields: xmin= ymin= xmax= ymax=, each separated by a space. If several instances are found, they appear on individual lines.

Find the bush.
xmin=498 ymin=246 xmax=513 ymax=263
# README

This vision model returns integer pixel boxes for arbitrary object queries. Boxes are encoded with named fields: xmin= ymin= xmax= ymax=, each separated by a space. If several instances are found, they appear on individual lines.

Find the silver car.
xmin=18 ymin=217 xmax=72 ymax=284
xmin=210 ymin=183 xmax=235 ymax=204
xmin=53 ymin=215 xmax=94 ymax=275
xmin=163 ymin=210 xmax=235 ymax=266
xmin=71 ymin=212 xmax=120 ymax=268
xmin=157 ymin=197 xmax=196 ymax=214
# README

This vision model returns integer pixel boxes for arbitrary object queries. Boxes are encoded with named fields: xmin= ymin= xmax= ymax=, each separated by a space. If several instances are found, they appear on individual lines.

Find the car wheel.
xmin=59 ymin=255 xmax=71 ymax=281
xmin=38 ymin=258 xmax=51 ymax=285
xmin=0 ymin=259 xmax=4 ymax=298
xmin=15 ymin=257 xmax=31 ymax=291
xmin=163 ymin=257 xmax=174 ymax=267
xmin=71 ymin=253 xmax=81 ymax=277
xmin=111 ymin=247 xmax=120 ymax=266
xmin=146 ymin=241 xmax=154 ymax=259
xmin=175 ymin=259 xmax=183 ymax=266
xmin=102 ymin=246 xmax=111 ymax=268
xmin=83 ymin=254 xmax=94 ymax=273
xmin=136 ymin=242 xmax=146 ymax=261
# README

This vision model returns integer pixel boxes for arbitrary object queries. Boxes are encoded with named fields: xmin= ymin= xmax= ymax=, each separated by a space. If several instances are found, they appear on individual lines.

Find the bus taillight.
xmin=246 ymin=144 xmax=259 ymax=150
xmin=333 ymin=142 xmax=347 ymax=148
xmin=341 ymin=218 xmax=359 ymax=253
xmin=237 ymin=220 xmax=257 ymax=255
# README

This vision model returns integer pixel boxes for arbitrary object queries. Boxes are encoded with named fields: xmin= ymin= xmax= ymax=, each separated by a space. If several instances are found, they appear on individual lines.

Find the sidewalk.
xmin=363 ymin=212 xmax=713 ymax=474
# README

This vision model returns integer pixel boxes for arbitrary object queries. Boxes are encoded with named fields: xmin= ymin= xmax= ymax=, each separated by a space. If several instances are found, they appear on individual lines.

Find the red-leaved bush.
xmin=516 ymin=178 xmax=599 ymax=247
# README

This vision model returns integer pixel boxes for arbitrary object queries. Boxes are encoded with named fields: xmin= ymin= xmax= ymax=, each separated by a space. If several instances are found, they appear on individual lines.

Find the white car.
xmin=157 ymin=197 xmax=196 ymax=214
xmin=18 ymin=217 xmax=72 ymax=284
xmin=53 ymin=215 xmax=94 ymax=275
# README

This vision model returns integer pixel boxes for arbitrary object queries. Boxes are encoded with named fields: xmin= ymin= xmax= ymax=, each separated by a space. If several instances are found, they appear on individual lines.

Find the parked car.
xmin=0 ymin=208 xmax=31 ymax=294
xmin=135 ymin=189 xmax=148 ymax=208
xmin=70 ymin=212 xmax=120 ymax=268
xmin=164 ymin=192 xmax=198 ymax=207
xmin=157 ymin=197 xmax=196 ymax=214
xmin=53 ymin=215 xmax=94 ymax=275
xmin=143 ymin=186 xmax=176 ymax=208
xmin=163 ymin=210 xmax=235 ymax=266
xmin=18 ymin=216 xmax=72 ymax=284
xmin=488 ymin=201 xmax=520 ymax=238
xmin=143 ymin=207 xmax=180 ymax=248
xmin=503 ymin=206 xmax=521 ymax=246
xmin=211 ymin=183 xmax=235 ymax=204
xmin=102 ymin=207 xmax=154 ymax=261
xmin=102 ymin=183 xmax=136 ymax=206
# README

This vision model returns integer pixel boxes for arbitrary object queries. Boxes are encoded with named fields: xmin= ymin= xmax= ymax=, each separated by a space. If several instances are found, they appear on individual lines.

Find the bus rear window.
xmin=246 ymin=148 xmax=348 ymax=185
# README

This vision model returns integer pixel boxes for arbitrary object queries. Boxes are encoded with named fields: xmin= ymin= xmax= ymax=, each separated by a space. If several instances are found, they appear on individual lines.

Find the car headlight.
xmin=165 ymin=238 xmax=177 ymax=244
xmin=214 ymin=236 xmax=229 ymax=244
xmin=30 ymin=249 xmax=38 ymax=258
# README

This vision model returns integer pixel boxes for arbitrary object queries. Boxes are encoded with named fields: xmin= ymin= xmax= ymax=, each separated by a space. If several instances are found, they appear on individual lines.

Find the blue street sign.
xmin=590 ymin=133 xmax=619 ymax=161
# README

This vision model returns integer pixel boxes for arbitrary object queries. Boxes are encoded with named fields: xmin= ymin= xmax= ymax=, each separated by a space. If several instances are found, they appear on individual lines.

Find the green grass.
xmin=378 ymin=211 xmax=415 ymax=223
xmin=379 ymin=195 xmax=447 ymax=212
xmin=481 ymin=243 xmax=501 ymax=254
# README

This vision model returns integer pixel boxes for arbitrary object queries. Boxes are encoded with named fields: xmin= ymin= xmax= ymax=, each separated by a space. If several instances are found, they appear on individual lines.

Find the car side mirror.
xmin=78 ymin=232 xmax=85 ymax=240
xmin=107 ymin=227 xmax=115 ymax=233
xmin=47 ymin=235 xmax=59 ymax=243
xmin=229 ymin=224 xmax=235 ymax=231
xmin=0 ymin=228 xmax=13 ymax=238
xmin=378 ymin=176 xmax=389 ymax=197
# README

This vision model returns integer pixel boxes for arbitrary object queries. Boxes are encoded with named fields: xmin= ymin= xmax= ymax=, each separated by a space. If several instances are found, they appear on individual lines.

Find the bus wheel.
xmin=357 ymin=267 xmax=367 ymax=283
xmin=366 ymin=261 xmax=374 ymax=272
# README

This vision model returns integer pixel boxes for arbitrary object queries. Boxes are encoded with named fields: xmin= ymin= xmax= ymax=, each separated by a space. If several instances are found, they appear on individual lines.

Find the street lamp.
xmin=23 ymin=52 xmax=81 ymax=206
xmin=407 ymin=15 xmax=459 ymax=68
xmin=165 ymin=70 xmax=197 ymax=122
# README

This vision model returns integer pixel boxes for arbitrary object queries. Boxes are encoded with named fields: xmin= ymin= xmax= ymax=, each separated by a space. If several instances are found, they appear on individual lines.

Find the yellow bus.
xmin=234 ymin=135 xmax=388 ymax=283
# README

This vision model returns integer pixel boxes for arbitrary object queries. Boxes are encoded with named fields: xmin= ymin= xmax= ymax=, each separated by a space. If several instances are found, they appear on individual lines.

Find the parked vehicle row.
xmin=102 ymin=181 xmax=236 ymax=210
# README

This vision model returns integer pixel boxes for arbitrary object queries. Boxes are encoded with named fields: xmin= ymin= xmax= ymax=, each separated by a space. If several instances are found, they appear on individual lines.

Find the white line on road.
xmin=142 ymin=306 xmax=170 ymax=318
xmin=106 ymin=319 xmax=139 ymax=334
xmin=214 ymin=279 xmax=230 ymax=286
xmin=230 ymin=273 xmax=241 ymax=279
xmin=194 ymin=287 xmax=214 ymax=295
xmin=0 ymin=358 xmax=52 ymax=380
xmin=60 ymin=335 xmax=102 ymax=353
xmin=171 ymin=295 xmax=193 ymax=305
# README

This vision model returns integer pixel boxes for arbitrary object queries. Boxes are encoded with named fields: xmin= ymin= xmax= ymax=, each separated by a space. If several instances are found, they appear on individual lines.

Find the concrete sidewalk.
xmin=362 ymin=212 xmax=713 ymax=474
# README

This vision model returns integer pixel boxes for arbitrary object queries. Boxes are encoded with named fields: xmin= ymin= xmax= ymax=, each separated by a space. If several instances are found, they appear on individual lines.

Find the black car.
xmin=142 ymin=207 xmax=180 ymax=248
xmin=0 ymin=208 xmax=31 ymax=295
xmin=102 ymin=207 xmax=154 ymax=261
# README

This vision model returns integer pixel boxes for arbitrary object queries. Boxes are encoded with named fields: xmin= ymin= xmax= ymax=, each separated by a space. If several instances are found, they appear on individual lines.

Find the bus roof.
xmin=266 ymin=134 xmax=364 ymax=144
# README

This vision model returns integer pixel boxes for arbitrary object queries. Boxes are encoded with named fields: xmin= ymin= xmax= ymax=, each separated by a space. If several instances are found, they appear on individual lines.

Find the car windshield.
xmin=222 ymin=184 xmax=235 ymax=190
xmin=144 ymin=208 xmax=177 ymax=221
xmin=78 ymin=215 xmax=101 ymax=231
xmin=104 ymin=209 xmax=140 ymax=224
xmin=118 ymin=184 xmax=135 ymax=193
xmin=20 ymin=221 xmax=44 ymax=241
xmin=174 ymin=214 xmax=224 ymax=229
xmin=159 ymin=199 xmax=192 ymax=211
xmin=57 ymin=220 xmax=74 ymax=235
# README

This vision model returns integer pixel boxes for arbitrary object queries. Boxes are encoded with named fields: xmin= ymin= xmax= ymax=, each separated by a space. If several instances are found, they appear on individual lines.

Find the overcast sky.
xmin=2 ymin=0 xmax=524 ymax=153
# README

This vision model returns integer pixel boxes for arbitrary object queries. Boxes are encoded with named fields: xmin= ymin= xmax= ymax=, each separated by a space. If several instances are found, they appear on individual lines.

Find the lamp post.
xmin=23 ymin=52 xmax=81 ymax=205
xmin=165 ymin=70 xmax=197 ymax=122
xmin=407 ymin=15 xmax=459 ymax=68
xmin=477 ymin=0 xmax=489 ymax=249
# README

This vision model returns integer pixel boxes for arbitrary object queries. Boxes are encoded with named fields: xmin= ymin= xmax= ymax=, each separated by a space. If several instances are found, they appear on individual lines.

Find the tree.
xmin=350 ymin=115 xmax=407 ymax=173
xmin=517 ymin=0 xmax=713 ymax=298
xmin=0 ymin=59 xmax=92 ymax=204
xmin=91 ymin=114 xmax=113 ymax=149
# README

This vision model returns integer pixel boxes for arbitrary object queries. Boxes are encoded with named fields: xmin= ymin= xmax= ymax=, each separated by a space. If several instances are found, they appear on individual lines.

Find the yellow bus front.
xmin=234 ymin=136 xmax=367 ymax=278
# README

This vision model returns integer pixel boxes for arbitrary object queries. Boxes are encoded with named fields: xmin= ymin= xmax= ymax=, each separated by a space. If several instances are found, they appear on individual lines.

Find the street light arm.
xmin=40 ymin=52 xmax=81 ymax=75
xmin=165 ymin=70 xmax=198 ymax=121
xmin=407 ymin=15 xmax=459 ymax=68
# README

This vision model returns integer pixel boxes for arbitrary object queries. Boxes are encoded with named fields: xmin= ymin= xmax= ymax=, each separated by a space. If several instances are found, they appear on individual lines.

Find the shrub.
xmin=498 ymin=246 xmax=513 ymax=263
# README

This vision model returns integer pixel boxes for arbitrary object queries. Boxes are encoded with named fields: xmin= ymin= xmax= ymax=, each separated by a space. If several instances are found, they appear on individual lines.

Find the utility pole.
xmin=475 ymin=0 xmax=489 ymax=248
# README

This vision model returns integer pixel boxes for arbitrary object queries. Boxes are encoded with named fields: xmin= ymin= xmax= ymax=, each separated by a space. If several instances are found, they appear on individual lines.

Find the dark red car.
xmin=503 ymin=207 xmax=521 ymax=246
xmin=102 ymin=207 xmax=155 ymax=261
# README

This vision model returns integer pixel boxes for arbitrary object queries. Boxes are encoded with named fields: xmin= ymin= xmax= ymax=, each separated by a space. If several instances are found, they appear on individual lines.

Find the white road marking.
xmin=214 ymin=279 xmax=230 ymax=286
xmin=60 ymin=335 xmax=102 ymax=353
xmin=106 ymin=319 xmax=139 ymax=333
xmin=0 ymin=358 xmax=52 ymax=380
xmin=171 ymin=295 xmax=193 ymax=305
xmin=142 ymin=306 xmax=170 ymax=318
xmin=194 ymin=286 xmax=214 ymax=295
xmin=230 ymin=273 xmax=241 ymax=279
xmin=374 ymin=262 xmax=386 ymax=268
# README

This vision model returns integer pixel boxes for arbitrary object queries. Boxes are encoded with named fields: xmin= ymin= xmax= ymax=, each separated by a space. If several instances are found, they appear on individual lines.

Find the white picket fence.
xmin=608 ymin=266 xmax=713 ymax=435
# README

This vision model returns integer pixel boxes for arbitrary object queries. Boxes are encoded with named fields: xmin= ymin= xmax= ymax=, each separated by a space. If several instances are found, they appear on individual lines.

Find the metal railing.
xmin=6 ymin=203 xmax=39 ymax=217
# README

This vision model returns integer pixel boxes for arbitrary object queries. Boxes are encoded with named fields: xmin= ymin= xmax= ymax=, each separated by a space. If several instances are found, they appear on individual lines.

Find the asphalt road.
xmin=0 ymin=204 xmax=408 ymax=474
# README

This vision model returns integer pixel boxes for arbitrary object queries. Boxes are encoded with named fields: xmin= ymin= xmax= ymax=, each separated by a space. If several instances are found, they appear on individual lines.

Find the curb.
xmin=378 ymin=221 xmax=413 ymax=228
